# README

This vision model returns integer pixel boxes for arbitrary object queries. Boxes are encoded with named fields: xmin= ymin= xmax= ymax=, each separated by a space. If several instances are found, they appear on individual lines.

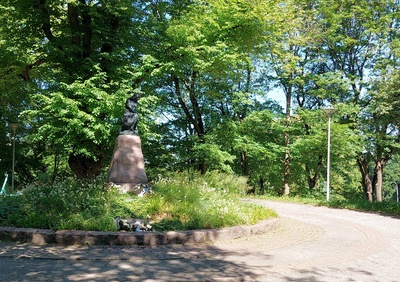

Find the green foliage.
xmin=0 ymin=178 xmax=131 ymax=230
xmin=150 ymin=170 xmax=277 ymax=230
xmin=165 ymin=0 xmax=273 ymax=70
xmin=259 ymin=195 xmax=400 ymax=216
xmin=1 ymin=0 xmax=400 ymax=203
xmin=383 ymin=154 xmax=400 ymax=202
xmin=202 ymin=170 xmax=250 ymax=195
xmin=0 ymin=171 xmax=277 ymax=231
xmin=287 ymin=104 xmax=362 ymax=194
xmin=141 ymin=0 xmax=283 ymax=175
xmin=0 ymin=196 xmax=20 ymax=223
xmin=22 ymin=74 xmax=125 ymax=159
xmin=193 ymin=142 xmax=236 ymax=173
xmin=0 ymin=0 xmax=149 ymax=179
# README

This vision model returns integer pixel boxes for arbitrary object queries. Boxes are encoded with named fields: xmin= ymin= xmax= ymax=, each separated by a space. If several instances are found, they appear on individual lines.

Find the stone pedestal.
xmin=107 ymin=135 xmax=148 ymax=193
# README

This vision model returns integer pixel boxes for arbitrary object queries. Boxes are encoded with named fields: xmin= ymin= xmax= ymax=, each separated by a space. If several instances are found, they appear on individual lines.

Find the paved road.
xmin=0 ymin=200 xmax=399 ymax=281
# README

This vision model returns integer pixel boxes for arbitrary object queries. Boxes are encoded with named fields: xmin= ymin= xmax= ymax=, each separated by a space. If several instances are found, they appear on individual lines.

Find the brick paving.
xmin=0 ymin=199 xmax=399 ymax=281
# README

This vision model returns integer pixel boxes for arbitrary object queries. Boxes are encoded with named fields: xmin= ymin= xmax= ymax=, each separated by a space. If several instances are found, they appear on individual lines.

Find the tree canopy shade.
xmin=0 ymin=0 xmax=399 ymax=204
xmin=136 ymin=0 xmax=282 ymax=174
xmin=1 ymin=0 xmax=155 ymax=178
xmin=317 ymin=0 xmax=400 ymax=201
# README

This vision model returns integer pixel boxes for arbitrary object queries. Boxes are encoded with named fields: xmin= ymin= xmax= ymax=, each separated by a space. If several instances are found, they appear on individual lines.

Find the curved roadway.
xmin=0 ymin=200 xmax=399 ymax=281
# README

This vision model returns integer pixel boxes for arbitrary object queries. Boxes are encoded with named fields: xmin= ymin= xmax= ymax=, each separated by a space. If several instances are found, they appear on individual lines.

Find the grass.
xmin=149 ymin=171 xmax=276 ymax=230
xmin=0 ymin=171 xmax=277 ymax=232
xmin=255 ymin=194 xmax=400 ymax=217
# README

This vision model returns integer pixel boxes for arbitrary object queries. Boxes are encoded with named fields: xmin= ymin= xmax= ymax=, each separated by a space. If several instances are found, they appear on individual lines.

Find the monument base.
xmin=107 ymin=135 xmax=148 ymax=194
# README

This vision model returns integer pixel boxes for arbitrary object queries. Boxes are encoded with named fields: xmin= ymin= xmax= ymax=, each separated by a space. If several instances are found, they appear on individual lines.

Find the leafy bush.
xmin=0 ymin=171 xmax=277 ymax=232
xmin=149 ymin=170 xmax=277 ymax=231
xmin=0 ymin=196 xmax=20 ymax=223
xmin=0 ymin=178 xmax=140 ymax=231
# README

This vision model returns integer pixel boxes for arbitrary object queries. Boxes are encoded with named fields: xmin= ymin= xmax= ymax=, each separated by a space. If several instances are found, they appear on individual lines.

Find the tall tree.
xmin=264 ymin=0 xmax=325 ymax=195
xmin=318 ymin=0 xmax=400 ymax=201
xmin=146 ymin=0 xmax=279 ymax=174
xmin=364 ymin=71 xmax=400 ymax=202
xmin=1 ymin=0 xmax=148 ymax=179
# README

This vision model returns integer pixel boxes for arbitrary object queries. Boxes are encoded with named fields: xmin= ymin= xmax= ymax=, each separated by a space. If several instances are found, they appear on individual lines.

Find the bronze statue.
xmin=120 ymin=93 xmax=141 ymax=135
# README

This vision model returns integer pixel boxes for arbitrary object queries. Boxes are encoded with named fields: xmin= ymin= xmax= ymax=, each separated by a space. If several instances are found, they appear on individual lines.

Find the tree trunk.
xmin=68 ymin=153 xmax=104 ymax=180
xmin=241 ymin=150 xmax=249 ymax=176
xmin=283 ymin=148 xmax=290 ymax=196
xmin=357 ymin=154 xmax=373 ymax=202
xmin=374 ymin=161 xmax=383 ymax=202
xmin=306 ymin=170 xmax=318 ymax=189
xmin=199 ymin=158 xmax=206 ymax=175
xmin=173 ymin=73 xmax=206 ymax=174
xmin=51 ymin=146 xmax=60 ymax=183
xmin=283 ymin=84 xmax=292 ymax=196
xmin=259 ymin=178 xmax=265 ymax=194
xmin=306 ymin=155 xmax=323 ymax=189
xmin=239 ymin=66 xmax=251 ymax=178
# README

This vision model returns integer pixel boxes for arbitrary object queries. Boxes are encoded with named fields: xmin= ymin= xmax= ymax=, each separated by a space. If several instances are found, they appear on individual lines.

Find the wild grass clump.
xmin=149 ymin=171 xmax=277 ymax=231
xmin=0 ymin=179 xmax=139 ymax=231
xmin=257 ymin=194 xmax=400 ymax=216
xmin=326 ymin=195 xmax=400 ymax=215
xmin=0 ymin=171 xmax=277 ymax=232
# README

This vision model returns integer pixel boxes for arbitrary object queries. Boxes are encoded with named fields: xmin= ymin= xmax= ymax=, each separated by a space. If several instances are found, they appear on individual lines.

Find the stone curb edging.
xmin=0 ymin=218 xmax=279 ymax=246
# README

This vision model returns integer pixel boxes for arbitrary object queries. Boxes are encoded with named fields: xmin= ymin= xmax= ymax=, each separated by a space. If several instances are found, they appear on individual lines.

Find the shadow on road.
xmin=0 ymin=242 xmax=265 ymax=281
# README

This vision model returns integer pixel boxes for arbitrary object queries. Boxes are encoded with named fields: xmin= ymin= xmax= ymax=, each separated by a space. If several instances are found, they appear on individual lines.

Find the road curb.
xmin=0 ymin=218 xmax=279 ymax=246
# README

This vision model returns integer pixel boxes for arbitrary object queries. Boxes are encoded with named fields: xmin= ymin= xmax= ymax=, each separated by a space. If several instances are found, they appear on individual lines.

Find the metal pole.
xmin=9 ymin=123 xmax=18 ymax=193
xmin=326 ymin=114 xmax=331 ymax=202
xmin=326 ymin=115 xmax=331 ymax=202
xmin=11 ymin=136 xmax=15 ymax=192
xmin=323 ymin=108 xmax=337 ymax=202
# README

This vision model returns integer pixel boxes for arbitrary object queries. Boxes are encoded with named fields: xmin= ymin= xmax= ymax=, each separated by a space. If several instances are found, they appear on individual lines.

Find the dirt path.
xmin=0 ymin=200 xmax=399 ymax=281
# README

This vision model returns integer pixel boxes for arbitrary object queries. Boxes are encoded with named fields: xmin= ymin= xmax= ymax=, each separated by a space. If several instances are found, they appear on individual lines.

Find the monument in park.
xmin=107 ymin=92 xmax=148 ymax=194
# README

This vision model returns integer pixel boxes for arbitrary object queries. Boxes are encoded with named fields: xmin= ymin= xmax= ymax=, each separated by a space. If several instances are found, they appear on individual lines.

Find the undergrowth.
xmin=0 ymin=171 xmax=277 ymax=232
xmin=257 ymin=194 xmax=400 ymax=216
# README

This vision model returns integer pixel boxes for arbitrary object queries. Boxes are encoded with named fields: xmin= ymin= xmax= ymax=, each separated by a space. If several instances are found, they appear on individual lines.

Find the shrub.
xmin=0 ymin=171 xmax=277 ymax=232
xmin=0 ymin=178 xmax=146 ymax=231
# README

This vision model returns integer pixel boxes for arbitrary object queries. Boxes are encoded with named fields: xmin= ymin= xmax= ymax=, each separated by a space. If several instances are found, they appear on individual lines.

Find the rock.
xmin=107 ymin=135 xmax=148 ymax=193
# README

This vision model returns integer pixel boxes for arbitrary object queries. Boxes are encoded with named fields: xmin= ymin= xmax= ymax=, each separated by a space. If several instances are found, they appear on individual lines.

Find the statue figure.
xmin=108 ymin=90 xmax=148 ymax=194
xmin=120 ymin=93 xmax=141 ymax=135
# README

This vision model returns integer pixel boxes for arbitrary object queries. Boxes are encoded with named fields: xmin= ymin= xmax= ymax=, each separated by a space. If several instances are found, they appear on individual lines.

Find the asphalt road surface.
xmin=0 ymin=199 xmax=399 ymax=281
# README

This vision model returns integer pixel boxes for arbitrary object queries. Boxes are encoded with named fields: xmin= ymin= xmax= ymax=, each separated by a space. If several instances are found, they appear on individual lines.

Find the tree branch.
xmin=20 ymin=58 xmax=46 ymax=81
